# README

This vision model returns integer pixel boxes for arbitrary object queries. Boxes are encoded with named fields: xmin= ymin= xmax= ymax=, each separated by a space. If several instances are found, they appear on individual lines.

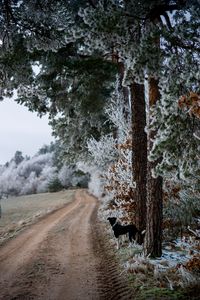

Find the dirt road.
xmin=0 ymin=190 xmax=132 ymax=300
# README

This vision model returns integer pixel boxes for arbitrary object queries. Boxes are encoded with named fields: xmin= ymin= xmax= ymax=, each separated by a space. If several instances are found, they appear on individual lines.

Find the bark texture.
xmin=145 ymin=78 xmax=163 ymax=257
xmin=130 ymin=82 xmax=147 ymax=240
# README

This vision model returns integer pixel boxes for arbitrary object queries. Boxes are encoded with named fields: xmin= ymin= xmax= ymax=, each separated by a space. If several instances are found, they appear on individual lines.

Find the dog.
xmin=107 ymin=217 xmax=145 ymax=248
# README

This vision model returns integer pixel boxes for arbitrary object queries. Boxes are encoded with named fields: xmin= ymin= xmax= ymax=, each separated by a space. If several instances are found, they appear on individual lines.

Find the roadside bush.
xmin=48 ymin=177 xmax=63 ymax=192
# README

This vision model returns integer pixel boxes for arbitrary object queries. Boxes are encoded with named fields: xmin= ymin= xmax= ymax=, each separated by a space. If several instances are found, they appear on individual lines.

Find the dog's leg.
xmin=117 ymin=238 xmax=120 ymax=250
xmin=128 ymin=233 xmax=132 ymax=248
xmin=122 ymin=234 xmax=126 ymax=245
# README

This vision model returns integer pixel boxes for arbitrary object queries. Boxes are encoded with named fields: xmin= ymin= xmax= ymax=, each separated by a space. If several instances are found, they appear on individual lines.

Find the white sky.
xmin=0 ymin=97 xmax=54 ymax=164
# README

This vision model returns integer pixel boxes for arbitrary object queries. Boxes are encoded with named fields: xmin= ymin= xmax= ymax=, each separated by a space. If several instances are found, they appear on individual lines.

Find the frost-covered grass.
xmin=0 ymin=190 xmax=75 ymax=245
xmin=116 ymin=241 xmax=200 ymax=300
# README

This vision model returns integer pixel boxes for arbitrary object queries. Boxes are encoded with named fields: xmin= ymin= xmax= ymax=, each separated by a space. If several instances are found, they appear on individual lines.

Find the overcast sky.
xmin=0 ymin=97 xmax=54 ymax=164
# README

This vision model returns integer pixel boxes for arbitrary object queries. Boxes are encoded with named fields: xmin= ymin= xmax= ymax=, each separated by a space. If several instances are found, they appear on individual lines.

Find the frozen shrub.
xmin=58 ymin=165 xmax=74 ymax=188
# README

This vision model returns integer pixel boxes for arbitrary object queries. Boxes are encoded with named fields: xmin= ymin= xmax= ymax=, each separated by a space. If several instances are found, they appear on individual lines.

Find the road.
xmin=0 ymin=190 xmax=132 ymax=300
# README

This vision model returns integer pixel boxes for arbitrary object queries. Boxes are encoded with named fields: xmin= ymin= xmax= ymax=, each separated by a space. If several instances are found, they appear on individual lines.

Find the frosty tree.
xmin=76 ymin=0 xmax=199 ymax=256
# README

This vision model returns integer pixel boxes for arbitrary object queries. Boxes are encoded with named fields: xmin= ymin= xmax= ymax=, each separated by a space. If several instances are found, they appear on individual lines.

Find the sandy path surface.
xmin=0 ymin=190 xmax=132 ymax=300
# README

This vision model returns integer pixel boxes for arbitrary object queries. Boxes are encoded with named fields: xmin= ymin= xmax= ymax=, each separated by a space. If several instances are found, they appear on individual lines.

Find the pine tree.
xmin=130 ymin=82 xmax=147 ymax=238
xmin=77 ymin=0 xmax=199 ymax=257
xmin=145 ymin=78 xmax=163 ymax=257
xmin=0 ymin=1 xmax=118 ymax=162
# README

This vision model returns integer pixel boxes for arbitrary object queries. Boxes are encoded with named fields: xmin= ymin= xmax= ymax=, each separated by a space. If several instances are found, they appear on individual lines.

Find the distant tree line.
xmin=0 ymin=143 xmax=89 ymax=198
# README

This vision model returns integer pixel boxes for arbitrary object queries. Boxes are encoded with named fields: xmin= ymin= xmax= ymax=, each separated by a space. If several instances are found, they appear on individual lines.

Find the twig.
xmin=187 ymin=226 xmax=200 ymax=240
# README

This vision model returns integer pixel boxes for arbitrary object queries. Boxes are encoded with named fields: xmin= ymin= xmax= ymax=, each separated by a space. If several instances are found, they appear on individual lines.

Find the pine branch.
xmin=171 ymin=38 xmax=200 ymax=53
xmin=3 ymin=0 xmax=18 ymax=25
xmin=88 ymin=0 xmax=98 ymax=8
xmin=188 ymin=226 xmax=200 ymax=240
xmin=146 ymin=3 xmax=187 ymax=22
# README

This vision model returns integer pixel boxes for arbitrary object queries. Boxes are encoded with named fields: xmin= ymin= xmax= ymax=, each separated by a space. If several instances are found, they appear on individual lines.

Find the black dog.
xmin=107 ymin=217 xmax=144 ymax=247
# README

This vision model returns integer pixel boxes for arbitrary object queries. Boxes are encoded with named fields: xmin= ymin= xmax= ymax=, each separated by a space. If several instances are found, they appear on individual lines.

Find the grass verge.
xmin=0 ymin=190 xmax=76 ymax=245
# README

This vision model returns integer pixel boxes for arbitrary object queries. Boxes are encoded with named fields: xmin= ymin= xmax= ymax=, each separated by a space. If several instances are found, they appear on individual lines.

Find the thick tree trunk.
xmin=144 ymin=78 xmax=163 ymax=257
xmin=130 ymin=82 xmax=147 ymax=241
xmin=145 ymin=163 xmax=163 ymax=257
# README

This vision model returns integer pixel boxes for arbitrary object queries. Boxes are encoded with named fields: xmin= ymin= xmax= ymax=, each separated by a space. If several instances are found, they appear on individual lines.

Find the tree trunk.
xmin=130 ymin=82 xmax=147 ymax=241
xmin=144 ymin=78 xmax=163 ymax=257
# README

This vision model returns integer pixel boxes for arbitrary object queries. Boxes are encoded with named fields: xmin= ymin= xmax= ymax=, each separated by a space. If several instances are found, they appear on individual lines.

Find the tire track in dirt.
xmin=0 ymin=190 xmax=133 ymax=300
xmin=89 ymin=197 xmax=132 ymax=300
